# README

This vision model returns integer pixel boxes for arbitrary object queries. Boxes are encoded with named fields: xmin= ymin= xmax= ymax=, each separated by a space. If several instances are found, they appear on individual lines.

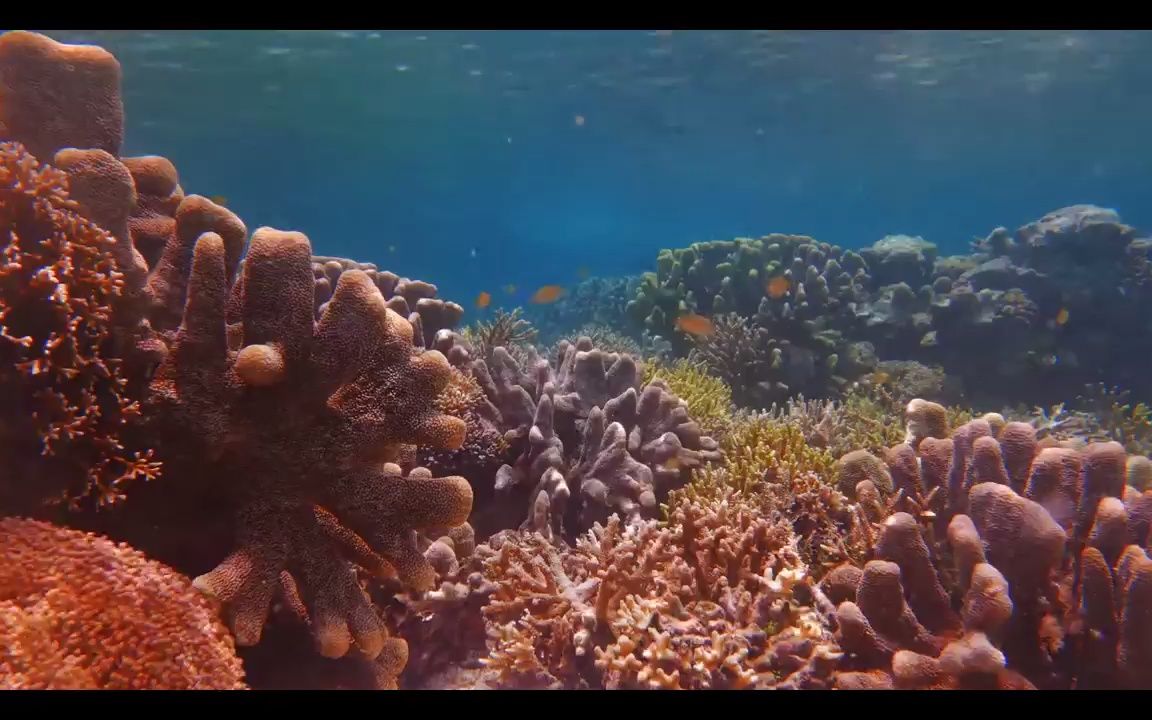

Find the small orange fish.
xmin=530 ymin=285 xmax=566 ymax=304
xmin=1055 ymin=308 xmax=1070 ymax=326
xmin=765 ymin=275 xmax=790 ymax=299
xmin=676 ymin=313 xmax=715 ymax=337
xmin=475 ymin=291 xmax=491 ymax=309
xmin=577 ymin=265 xmax=591 ymax=280
xmin=574 ymin=114 xmax=586 ymax=127
xmin=209 ymin=194 xmax=228 ymax=207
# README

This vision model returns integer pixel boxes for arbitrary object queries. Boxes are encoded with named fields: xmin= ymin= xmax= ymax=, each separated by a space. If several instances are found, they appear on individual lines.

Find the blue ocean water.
xmin=47 ymin=29 xmax=1152 ymax=307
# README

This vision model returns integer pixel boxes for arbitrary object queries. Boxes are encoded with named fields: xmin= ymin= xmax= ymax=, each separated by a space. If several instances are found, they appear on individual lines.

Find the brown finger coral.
xmin=0 ymin=516 xmax=245 ymax=689
xmin=147 ymin=226 xmax=473 ymax=670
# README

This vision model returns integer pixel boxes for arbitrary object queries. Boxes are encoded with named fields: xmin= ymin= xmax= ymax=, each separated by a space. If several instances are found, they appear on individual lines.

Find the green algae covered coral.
xmin=641 ymin=357 xmax=734 ymax=439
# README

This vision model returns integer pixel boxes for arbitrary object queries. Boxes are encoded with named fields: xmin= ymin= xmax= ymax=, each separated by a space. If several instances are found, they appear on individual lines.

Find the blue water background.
xmin=45 ymin=29 xmax=1152 ymax=311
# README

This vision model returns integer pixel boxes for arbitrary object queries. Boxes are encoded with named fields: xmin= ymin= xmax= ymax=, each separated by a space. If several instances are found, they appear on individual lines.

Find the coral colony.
xmin=1 ymin=29 xmax=1152 ymax=691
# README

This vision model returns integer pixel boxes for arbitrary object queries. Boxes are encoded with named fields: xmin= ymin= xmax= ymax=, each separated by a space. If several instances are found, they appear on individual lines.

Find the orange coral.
xmin=0 ymin=31 xmax=123 ymax=162
xmin=0 ymin=517 xmax=245 ymax=689
xmin=0 ymin=141 xmax=158 ymax=512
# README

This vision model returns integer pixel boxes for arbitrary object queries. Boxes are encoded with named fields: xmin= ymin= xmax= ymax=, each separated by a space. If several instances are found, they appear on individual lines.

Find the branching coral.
xmin=0 ymin=141 xmax=159 ymax=513
xmin=478 ymin=483 xmax=840 ymax=690
xmin=463 ymin=307 xmax=537 ymax=366
xmin=640 ymin=358 xmax=734 ymax=439
xmin=0 ymin=517 xmax=245 ymax=689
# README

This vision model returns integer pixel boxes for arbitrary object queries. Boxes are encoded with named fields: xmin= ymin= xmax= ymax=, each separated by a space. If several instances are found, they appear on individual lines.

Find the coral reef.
xmin=0 ymin=517 xmax=245 ymax=689
xmin=463 ymin=307 xmax=537 ymax=366
xmin=640 ymin=358 xmax=734 ymax=438
xmin=0 ymin=142 xmax=159 ymax=513
xmin=478 ymin=484 xmax=840 ymax=689
xmin=311 ymin=254 xmax=466 ymax=354
xmin=629 ymin=235 xmax=877 ymax=403
xmin=462 ymin=337 xmax=723 ymax=539
xmin=823 ymin=408 xmax=1152 ymax=690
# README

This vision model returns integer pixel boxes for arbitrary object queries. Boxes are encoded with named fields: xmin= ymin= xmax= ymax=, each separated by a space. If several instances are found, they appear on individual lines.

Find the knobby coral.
xmin=0 ymin=517 xmax=245 ymax=689
xmin=149 ymin=227 xmax=473 ymax=675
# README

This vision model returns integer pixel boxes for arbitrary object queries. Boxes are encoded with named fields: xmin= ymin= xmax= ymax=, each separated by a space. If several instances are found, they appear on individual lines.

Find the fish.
xmin=475 ymin=291 xmax=491 ymax=309
xmin=530 ymin=285 xmax=566 ymax=304
xmin=209 ymin=194 xmax=228 ymax=207
xmin=503 ymin=284 xmax=517 ymax=295
xmin=1055 ymin=307 xmax=1070 ymax=326
xmin=675 ymin=313 xmax=715 ymax=337
xmin=765 ymin=275 xmax=790 ymax=299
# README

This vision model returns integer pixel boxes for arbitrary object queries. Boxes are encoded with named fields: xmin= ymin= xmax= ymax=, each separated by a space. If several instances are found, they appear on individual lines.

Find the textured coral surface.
xmin=0 ymin=517 xmax=245 ymax=689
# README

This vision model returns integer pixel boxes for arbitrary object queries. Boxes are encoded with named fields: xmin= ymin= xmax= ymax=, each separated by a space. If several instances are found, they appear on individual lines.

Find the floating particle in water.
xmin=263 ymin=83 xmax=281 ymax=93
xmin=416 ymin=35 xmax=428 ymax=41
xmin=335 ymin=31 xmax=356 ymax=39
xmin=461 ymin=43 xmax=479 ymax=50
xmin=917 ymin=78 xmax=939 ymax=86
xmin=651 ymin=30 xmax=674 ymax=37
xmin=506 ymin=136 xmax=513 ymax=144
xmin=368 ymin=32 xmax=381 ymax=39
xmin=469 ymin=69 xmax=483 ymax=77
xmin=873 ymin=71 xmax=897 ymax=82
xmin=261 ymin=47 xmax=292 ymax=56
xmin=574 ymin=114 xmax=586 ymax=127
xmin=1023 ymin=72 xmax=1051 ymax=94
xmin=395 ymin=64 xmax=410 ymax=72
xmin=755 ymin=128 xmax=764 ymax=136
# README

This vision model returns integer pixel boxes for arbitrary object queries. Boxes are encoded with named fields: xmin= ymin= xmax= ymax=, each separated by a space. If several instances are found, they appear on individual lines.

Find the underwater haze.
xmin=45 ymin=29 xmax=1152 ymax=305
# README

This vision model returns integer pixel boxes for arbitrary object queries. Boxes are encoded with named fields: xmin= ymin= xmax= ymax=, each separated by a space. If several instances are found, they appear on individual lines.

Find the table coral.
xmin=0 ymin=517 xmax=245 ymax=689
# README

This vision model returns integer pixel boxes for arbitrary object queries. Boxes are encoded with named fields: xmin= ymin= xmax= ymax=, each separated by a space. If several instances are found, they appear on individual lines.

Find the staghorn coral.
xmin=478 ymin=483 xmax=840 ymax=690
xmin=146 ymin=226 xmax=473 ymax=679
xmin=640 ymin=357 xmax=734 ymax=439
xmin=0 ymin=141 xmax=159 ymax=513
xmin=463 ymin=307 xmax=538 ymax=366
xmin=0 ymin=517 xmax=245 ymax=689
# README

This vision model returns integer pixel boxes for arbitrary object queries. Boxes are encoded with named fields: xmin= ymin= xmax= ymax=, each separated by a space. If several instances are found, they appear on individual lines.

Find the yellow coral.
xmin=642 ymin=358 xmax=734 ymax=439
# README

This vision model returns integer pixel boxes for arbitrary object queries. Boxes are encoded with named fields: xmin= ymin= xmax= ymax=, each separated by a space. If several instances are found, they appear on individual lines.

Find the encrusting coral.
xmin=0 ymin=516 xmax=246 ymax=689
